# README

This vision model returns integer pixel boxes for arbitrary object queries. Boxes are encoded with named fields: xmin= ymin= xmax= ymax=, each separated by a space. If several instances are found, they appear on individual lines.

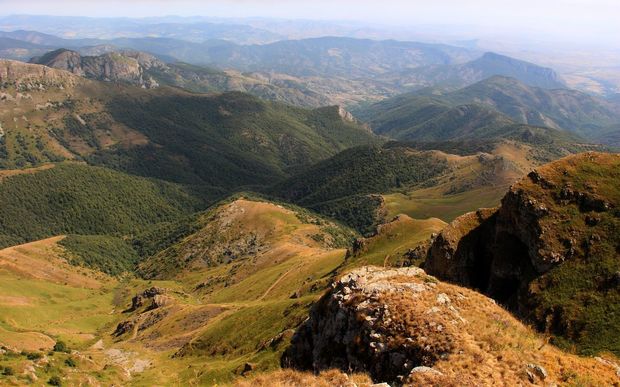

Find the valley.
xmin=0 ymin=11 xmax=619 ymax=387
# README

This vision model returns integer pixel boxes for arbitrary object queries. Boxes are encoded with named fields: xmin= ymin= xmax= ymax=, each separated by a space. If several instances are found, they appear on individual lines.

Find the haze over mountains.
xmin=0 ymin=10 xmax=620 ymax=387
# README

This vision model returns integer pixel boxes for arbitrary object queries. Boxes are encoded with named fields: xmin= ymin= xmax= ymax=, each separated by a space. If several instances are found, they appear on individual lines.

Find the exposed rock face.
xmin=282 ymin=266 xmax=458 ymax=383
xmin=115 ymin=287 xmax=173 ymax=337
xmin=282 ymin=265 xmax=620 ymax=385
xmin=425 ymin=152 xmax=620 ymax=354
xmin=32 ymin=49 xmax=164 ymax=88
xmin=0 ymin=59 xmax=78 ymax=90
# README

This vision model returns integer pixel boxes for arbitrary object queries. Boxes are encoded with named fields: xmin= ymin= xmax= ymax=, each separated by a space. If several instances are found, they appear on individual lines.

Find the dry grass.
xmin=372 ymin=268 xmax=620 ymax=386
xmin=234 ymin=369 xmax=373 ymax=387
xmin=0 ymin=236 xmax=110 ymax=288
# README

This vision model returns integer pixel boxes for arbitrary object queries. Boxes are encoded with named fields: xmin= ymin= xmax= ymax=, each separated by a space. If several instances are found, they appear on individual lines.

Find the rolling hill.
xmin=31 ymin=49 xmax=332 ymax=107
xmin=0 ymin=59 xmax=375 ymax=188
xmin=359 ymin=76 xmax=620 ymax=141
xmin=0 ymin=162 xmax=206 ymax=249
xmin=444 ymin=76 xmax=620 ymax=137
xmin=378 ymin=51 xmax=567 ymax=90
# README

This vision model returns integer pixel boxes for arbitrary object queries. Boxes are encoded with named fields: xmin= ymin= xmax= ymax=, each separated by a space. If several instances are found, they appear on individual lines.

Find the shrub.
xmin=48 ymin=375 xmax=62 ymax=386
xmin=53 ymin=341 xmax=69 ymax=353
xmin=2 ymin=366 xmax=14 ymax=376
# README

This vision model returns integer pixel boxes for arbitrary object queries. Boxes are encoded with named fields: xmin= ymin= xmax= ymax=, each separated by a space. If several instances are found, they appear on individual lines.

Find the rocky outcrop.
xmin=282 ymin=266 xmax=461 ymax=384
xmin=282 ymin=265 xmax=620 ymax=385
xmin=32 ymin=49 xmax=164 ymax=88
xmin=425 ymin=152 xmax=620 ymax=354
xmin=115 ymin=287 xmax=173 ymax=337
xmin=0 ymin=59 xmax=79 ymax=90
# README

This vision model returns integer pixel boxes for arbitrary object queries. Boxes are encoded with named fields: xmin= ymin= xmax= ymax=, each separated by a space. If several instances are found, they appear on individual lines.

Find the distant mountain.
xmin=184 ymin=37 xmax=478 ymax=78
xmin=30 ymin=49 xmax=332 ymax=107
xmin=444 ymin=76 xmax=620 ymax=137
xmin=360 ymin=76 xmax=620 ymax=141
xmin=378 ymin=51 xmax=566 ymax=90
xmin=0 ymin=16 xmax=284 ymax=44
xmin=0 ymin=36 xmax=56 ymax=61
xmin=595 ymin=124 xmax=620 ymax=147
xmin=0 ymin=59 xmax=375 ymax=188
xmin=609 ymin=93 xmax=620 ymax=103
xmin=0 ymin=30 xmax=99 ymax=47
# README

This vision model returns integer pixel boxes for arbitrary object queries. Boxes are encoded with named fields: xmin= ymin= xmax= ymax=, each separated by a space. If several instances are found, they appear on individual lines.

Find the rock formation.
xmin=282 ymin=265 xmax=620 ymax=385
xmin=425 ymin=152 xmax=620 ymax=354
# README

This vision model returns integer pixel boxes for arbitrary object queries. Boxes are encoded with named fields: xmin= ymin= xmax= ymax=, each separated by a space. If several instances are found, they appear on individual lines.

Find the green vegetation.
xmin=60 ymin=235 xmax=140 ymax=276
xmin=271 ymin=144 xmax=447 ymax=233
xmin=52 ymin=341 xmax=69 ymax=353
xmin=524 ymin=154 xmax=620 ymax=356
xmin=0 ymin=163 xmax=205 ymax=248
xmin=90 ymin=91 xmax=375 ymax=187
xmin=359 ymin=76 xmax=620 ymax=142
xmin=308 ymin=195 xmax=385 ymax=236
xmin=2 ymin=366 xmax=14 ymax=376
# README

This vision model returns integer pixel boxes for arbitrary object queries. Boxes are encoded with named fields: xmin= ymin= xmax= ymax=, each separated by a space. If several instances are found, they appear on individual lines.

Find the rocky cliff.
xmin=426 ymin=152 xmax=620 ymax=355
xmin=282 ymin=266 xmax=620 ymax=385
xmin=32 ymin=49 xmax=163 ymax=88
xmin=0 ymin=59 xmax=79 ymax=90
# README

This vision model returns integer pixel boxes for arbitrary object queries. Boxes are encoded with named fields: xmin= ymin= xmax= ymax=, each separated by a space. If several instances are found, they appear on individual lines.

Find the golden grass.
xmin=365 ymin=267 xmax=620 ymax=386
xmin=0 ymin=236 xmax=111 ymax=288
xmin=233 ymin=369 xmax=373 ymax=387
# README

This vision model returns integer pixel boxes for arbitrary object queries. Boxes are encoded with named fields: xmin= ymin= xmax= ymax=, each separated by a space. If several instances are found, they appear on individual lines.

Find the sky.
xmin=1 ymin=0 xmax=619 ymax=47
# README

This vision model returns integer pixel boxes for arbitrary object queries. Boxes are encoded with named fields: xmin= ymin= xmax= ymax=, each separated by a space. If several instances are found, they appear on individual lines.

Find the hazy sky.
xmin=1 ymin=0 xmax=619 ymax=46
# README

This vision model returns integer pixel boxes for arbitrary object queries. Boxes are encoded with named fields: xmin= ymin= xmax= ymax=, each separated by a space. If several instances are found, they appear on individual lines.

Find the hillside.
xmin=0 ymin=59 xmax=375 ymax=188
xmin=0 ymin=162 xmax=205 ymax=248
xmin=271 ymin=145 xmax=449 ymax=233
xmin=31 ymin=49 xmax=332 ymax=107
xmin=379 ymin=51 xmax=567 ymax=90
xmin=359 ymin=76 xmax=620 ymax=142
xmin=272 ymin=136 xmax=601 ymax=234
xmin=426 ymin=152 xmax=620 ymax=356
xmin=444 ymin=76 xmax=620 ymax=138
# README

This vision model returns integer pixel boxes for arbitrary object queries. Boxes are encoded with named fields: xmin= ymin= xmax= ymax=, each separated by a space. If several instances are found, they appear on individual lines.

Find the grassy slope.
xmin=270 ymin=144 xmax=449 ymax=234
xmin=383 ymin=141 xmax=562 ymax=223
xmin=514 ymin=153 xmax=620 ymax=356
xmin=0 ymin=237 xmax=116 ymax=350
xmin=106 ymin=198 xmax=356 ymax=384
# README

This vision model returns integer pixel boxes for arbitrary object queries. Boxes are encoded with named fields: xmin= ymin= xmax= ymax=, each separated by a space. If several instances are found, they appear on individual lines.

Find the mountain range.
xmin=1 ymin=20 xmax=620 ymax=387
xmin=357 ymin=75 xmax=620 ymax=142
xmin=0 ymin=30 xmax=570 ymax=107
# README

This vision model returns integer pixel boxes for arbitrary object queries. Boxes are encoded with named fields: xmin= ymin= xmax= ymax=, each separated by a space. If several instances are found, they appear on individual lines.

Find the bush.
xmin=48 ymin=376 xmax=62 ymax=386
xmin=2 ymin=366 xmax=14 ymax=376
xmin=64 ymin=358 xmax=76 ymax=368
xmin=53 ymin=341 xmax=69 ymax=353
xmin=23 ymin=351 xmax=43 ymax=360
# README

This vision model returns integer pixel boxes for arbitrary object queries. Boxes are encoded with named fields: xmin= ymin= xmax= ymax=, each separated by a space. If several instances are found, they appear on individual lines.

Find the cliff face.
xmin=425 ymin=152 xmax=620 ymax=355
xmin=282 ymin=266 xmax=620 ymax=385
xmin=33 ymin=49 xmax=164 ymax=88
xmin=0 ymin=59 xmax=79 ymax=90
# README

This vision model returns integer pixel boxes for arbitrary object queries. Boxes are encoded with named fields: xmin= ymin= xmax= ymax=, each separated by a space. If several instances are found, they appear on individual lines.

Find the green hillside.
xmin=0 ymin=163 xmax=206 ymax=248
xmin=359 ymin=76 xmax=620 ymax=142
xmin=442 ymin=76 xmax=620 ymax=138
xmin=271 ymin=145 xmax=449 ymax=233
xmin=0 ymin=60 xmax=376 ymax=190
xmin=93 ymin=92 xmax=376 ymax=187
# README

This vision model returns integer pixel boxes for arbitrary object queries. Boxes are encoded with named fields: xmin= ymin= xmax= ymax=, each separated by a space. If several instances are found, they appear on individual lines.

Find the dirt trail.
xmin=259 ymin=264 xmax=300 ymax=301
